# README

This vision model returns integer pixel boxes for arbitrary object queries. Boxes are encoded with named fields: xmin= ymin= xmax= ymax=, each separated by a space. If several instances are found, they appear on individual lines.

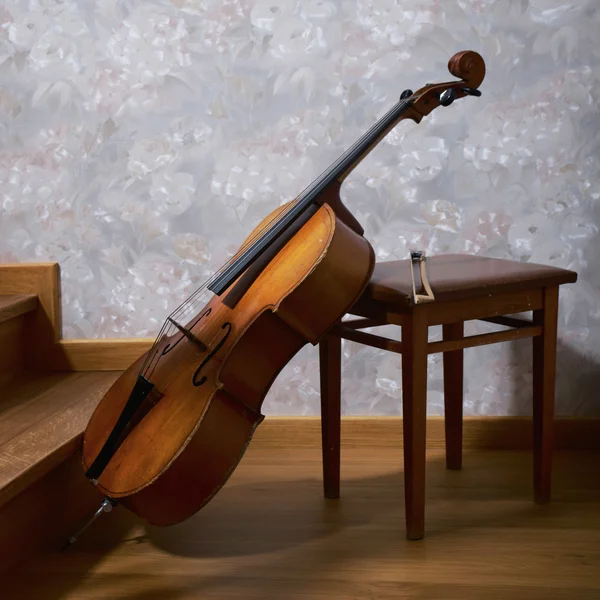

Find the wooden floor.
xmin=3 ymin=447 xmax=600 ymax=599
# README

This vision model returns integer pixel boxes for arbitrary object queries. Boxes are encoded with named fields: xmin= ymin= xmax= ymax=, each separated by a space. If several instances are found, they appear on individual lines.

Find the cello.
xmin=79 ymin=50 xmax=485 ymax=530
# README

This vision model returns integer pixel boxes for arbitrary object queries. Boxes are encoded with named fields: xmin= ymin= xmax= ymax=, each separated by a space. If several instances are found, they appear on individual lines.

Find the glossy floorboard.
xmin=3 ymin=448 xmax=600 ymax=599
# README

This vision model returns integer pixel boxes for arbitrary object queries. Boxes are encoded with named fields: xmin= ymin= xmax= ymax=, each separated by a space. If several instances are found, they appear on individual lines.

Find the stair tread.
xmin=0 ymin=294 xmax=38 ymax=325
xmin=0 ymin=371 xmax=121 ymax=506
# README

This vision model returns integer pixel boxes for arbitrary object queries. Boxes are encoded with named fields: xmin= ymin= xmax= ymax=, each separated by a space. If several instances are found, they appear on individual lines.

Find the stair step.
xmin=0 ymin=294 xmax=38 ymax=325
xmin=0 ymin=371 xmax=121 ymax=507
xmin=0 ymin=294 xmax=39 ymax=386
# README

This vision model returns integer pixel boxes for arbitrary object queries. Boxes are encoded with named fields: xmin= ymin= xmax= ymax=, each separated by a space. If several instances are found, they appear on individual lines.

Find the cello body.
xmin=82 ymin=199 xmax=374 ymax=526
xmin=80 ymin=50 xmax=485 ymax=528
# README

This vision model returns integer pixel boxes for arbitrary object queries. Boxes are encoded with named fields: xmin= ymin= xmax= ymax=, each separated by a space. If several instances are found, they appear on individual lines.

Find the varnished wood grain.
xmin=41 ymin=253 xmax=575 ymax=372
xmin=426 ymin=288 xmax=544 ymax=326
xmin=448 ymin=49 xmax=486 ymax=86
xmin=319 ymin=334 xmax=341 ymax=499
xmin=533 ymin=286 xmax=559 ymax=503
xmin=0 ymin=265 xmax=60 ymax=334
xmin=0 ymin=263 xmax=61 ymax=369
xmin=0 ymin=371 xmax=120 ymax=506
xmin=480 ymin=315 xmax=533 ymax=329
xmin=334 ymin=321 xmax=543 ymax=356
xmin=334 ymin=323 xmax=403 ymax=353
xmin=331 ymin=258 xmax=577 ymax=540
xmin=249 ymin=416 xmax=600 ymax=450
xmin=0 ymin=454 xmax=104 ymax=576
xmin=0 ymin=294 xmax=37 ymax=325
xmin=0 ymin=295 xmax=38 ymax=386
xmin=333 ymin=51 xmax=486 ymax=181
xmin=3 ymin=447 xmax=599 ymax=599
xmin=26 ymin=413 xmax=569 ymax=456
xmin=50 ymin=338 xmax=153 ymax=371
xmin=401 ymin=306 xmax=428 ymax=539
xmin=81 ymin=203 xmax=374 ymax=526
xmin=428 ymin=324 xmax=542 ymax=353
xmin=443 ymin=321 xmax=464 ymax=469
xmin=0 ymin=313 xmax=28 ymax=387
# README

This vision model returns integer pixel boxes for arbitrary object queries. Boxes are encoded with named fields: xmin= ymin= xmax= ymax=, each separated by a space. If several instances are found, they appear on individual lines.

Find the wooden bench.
xmin=318 ymin=254 xmax=578 ymax=539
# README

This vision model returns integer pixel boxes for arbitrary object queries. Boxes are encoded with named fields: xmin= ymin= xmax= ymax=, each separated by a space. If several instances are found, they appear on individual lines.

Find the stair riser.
xmin=0 ymin=263 xmax=61 ymax=371
xmin=0 ymin=454 xmax=105 ymax=574
xmin=0 ymin=313 xmax=29 ymax=387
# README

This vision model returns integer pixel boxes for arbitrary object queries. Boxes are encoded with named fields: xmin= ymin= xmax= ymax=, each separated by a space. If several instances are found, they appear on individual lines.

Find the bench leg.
xmin=532 ymin=286 xmax=559 ymax=504
xmin=401 ymin=309 xmax=428 ymax=540
xmin=443 ymin=322 xmax=464 ymax=470
xmin=320 ymin=334 xmax=341 ymax=499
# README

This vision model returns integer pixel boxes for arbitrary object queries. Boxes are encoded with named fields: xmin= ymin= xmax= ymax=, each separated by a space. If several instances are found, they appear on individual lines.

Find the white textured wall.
xmin=1 ymin=1 xmax=599 ymax=416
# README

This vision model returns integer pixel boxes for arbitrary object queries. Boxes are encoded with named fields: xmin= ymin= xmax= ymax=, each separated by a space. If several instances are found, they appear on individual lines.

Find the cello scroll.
xmin=404 ymin=50 xmax=486 ymax=121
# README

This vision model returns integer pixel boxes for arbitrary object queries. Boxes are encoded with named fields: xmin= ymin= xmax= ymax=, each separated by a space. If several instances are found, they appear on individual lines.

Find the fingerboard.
xmin=208 ymin=98 xmax=413 ymax=295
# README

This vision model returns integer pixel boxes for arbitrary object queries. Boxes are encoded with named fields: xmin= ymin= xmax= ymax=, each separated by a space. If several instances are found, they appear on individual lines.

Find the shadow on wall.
xmin=507 ymin=337 xmax=600 ymax=417
xmin=555 ymin=339 xmax=600 ymax=416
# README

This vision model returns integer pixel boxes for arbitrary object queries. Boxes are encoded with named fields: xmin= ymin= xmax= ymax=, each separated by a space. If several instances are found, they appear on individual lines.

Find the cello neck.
xmin=294 ymin=97 xmax=414 ymax=201
xmin=316 ymin=97 xmax=415 ymax=187
xmin=209 ymin=49 xmax=486 ymax=296
xmin=207 ymin=99 xmax=414 ymax=296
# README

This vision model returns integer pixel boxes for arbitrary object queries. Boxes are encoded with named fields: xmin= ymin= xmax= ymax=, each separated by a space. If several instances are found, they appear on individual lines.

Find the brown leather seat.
xmin=362 ymin=254 xmax=578 ymax=306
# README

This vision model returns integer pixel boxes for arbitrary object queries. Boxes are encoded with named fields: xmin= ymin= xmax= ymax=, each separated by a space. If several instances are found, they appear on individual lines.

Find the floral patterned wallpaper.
xmin=1 ymin=0 xmax=599 ymax=416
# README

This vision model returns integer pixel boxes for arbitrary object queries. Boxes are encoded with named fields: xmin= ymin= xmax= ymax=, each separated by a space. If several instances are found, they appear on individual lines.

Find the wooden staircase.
xmin=0 ymin=264 xmax=123 ymax=573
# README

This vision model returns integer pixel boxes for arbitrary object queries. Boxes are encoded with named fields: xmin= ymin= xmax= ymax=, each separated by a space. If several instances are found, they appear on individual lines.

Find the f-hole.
xmin=192 ymin=322 xmax=232 ymax=387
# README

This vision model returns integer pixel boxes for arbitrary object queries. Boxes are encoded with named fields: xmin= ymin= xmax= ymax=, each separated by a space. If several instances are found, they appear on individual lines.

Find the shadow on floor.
xmin=3 ymin=446 xmax=599 ymax=600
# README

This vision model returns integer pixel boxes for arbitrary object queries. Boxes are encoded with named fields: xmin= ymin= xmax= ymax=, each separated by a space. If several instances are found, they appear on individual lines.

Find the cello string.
xmin=141 ymin=98 xmax=412 ymax=375
xmin=143 ymin=97 xmax=413 ymax=373
xmin=170 ymin=96 xmax=412 ymax=322
xmin=187 ymin=94 xmax=410 ymax=301
xmin=200 ymin=98 xmax=412 ymax=294
xmin=99 ymin=93 xmax=417 ymax=473
xmin=191 ymin=94 xmax=412 ymax=303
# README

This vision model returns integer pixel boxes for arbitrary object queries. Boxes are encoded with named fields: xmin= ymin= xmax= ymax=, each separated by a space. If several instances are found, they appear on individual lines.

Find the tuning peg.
xmin=400 ymin=89 xmax=413 ymax=100
xmin=462 ymin=87 xmax=482 ymax=97
xmin=439 ymin=88 xmax=456 ymax=106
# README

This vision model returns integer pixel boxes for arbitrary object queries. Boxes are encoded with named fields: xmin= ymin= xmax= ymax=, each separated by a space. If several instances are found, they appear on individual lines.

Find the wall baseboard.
xmin=46 ymin=340 xmax=600 ymax=450
xmin=251 ymin=416 xmax=600 ymax=450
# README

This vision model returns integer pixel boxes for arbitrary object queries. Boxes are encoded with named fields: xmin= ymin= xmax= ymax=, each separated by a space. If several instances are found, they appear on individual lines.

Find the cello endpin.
xmin=61 ymin=496 xmax=117 ymax=551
